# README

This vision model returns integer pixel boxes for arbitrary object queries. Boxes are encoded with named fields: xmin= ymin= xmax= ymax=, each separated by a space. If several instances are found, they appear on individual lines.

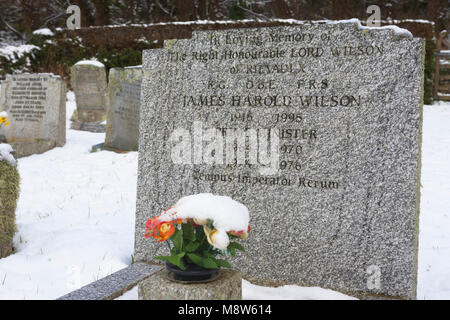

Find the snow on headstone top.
xmin=0 ymin=143 xmax=16 ymax=166
xmin=32 ymin=28 xmax=54 ymax=36
xmin=87 ymin=18 xmax=415 ymax=37
xmin=335 ymin=18 xmax=413 ymax=38
xmin=74 ymin=60 xmax=105 ymax=68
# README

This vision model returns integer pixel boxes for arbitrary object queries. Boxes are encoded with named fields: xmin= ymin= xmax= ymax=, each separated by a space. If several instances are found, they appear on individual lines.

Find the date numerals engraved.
xmin=280 ymin=160 xmax=302 ymax=171
xmin=230 ymin=111 xmax=253 ymax=122
xmin=274 ymin=113 xmax=303 ymax=124
xmin=280 ymin=144 xmax=303 ymax=155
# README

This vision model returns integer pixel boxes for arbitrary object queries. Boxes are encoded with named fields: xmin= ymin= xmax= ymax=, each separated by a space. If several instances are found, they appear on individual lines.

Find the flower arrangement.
xmin=0 ymin=111 xmax=10 ymax=128
xmin=145 ymin=194 xmax=250 ymax=271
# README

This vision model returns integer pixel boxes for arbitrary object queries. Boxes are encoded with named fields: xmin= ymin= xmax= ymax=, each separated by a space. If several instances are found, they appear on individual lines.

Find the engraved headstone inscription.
xmin=0 ymin=73 xmax=66 ymax=157
xmin=105 ymin=66 xmax=142 ymax=151
xmin=135 ymin=22 xmax=424 ymax=299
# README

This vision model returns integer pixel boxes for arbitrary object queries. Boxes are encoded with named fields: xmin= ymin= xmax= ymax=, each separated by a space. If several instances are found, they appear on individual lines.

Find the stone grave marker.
xmin=134 ymin=21 xmax=424 ymax=299
xmin=0 ymin=73 xmax=66 ymax=157
xmin=71 ymin=60 xmax=107 ymax=129
xmin=105 ymin=66 xmax=142 ymax=151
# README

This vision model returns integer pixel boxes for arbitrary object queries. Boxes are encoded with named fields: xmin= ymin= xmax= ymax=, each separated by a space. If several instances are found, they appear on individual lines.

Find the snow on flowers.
xmin=0 ymin=112 xmax=15 ymax=166
xmin=145 ymin=193 xmax=250 ymax=270
xmin=0 ymin=143 xmax=16 ymax=166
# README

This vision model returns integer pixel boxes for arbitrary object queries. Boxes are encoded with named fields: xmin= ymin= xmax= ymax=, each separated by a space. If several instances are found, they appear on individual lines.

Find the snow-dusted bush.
xmin=0 ymin=44 xmax=39 ymax=78
xmin=0 ymin=144 xmax=20 ymax=258
xmin=0 ymin=28 xmax=156 ymax=84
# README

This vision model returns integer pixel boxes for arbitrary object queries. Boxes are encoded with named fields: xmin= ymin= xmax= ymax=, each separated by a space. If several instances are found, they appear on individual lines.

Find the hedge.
xmin=0 ymin=19 xmax=436 ymax=102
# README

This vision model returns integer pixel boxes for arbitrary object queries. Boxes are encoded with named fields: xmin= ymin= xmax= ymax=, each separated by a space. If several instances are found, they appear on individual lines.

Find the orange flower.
xmin=157 ymin=221 xmax=175 ymax=241
xmin=145 ymin=216 xmax=175 ymax=242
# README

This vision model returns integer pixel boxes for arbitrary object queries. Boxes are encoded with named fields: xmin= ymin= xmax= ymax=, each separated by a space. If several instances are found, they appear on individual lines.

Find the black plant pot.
xmin=166 ymin=262 xmax=219 ymax=282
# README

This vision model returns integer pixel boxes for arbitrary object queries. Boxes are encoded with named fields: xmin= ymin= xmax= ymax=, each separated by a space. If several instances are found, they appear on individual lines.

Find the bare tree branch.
xmin=236 ymin=3 xmax=270 ymax=20
xmin=40 ymin=12 xmax=66 ymax=28
xmin=155 ymin=0 xmax=170 ymax=15
xmin=0 ymin=13 xmax=25 ymax=40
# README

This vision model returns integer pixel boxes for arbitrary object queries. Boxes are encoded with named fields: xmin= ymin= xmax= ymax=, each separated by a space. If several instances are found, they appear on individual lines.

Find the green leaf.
xmin=186 ymin=253 xmax=218 ymax=269
xmin=203 ymin=252 xmax=231 ymax=268
xmin=182 ymin=223 xmax=196 ymax=241
xmin=228 ymin=242 xmax=245 ymax=252
xmin=204 ymin=252 xmax=216 ymax=259
xmin=210 ymin=248 xmax=222 ymax=256
xmin=201 ymin=258 xmax=218 ymax=269
xmin=198 ymin=241 xmax=210 ymax=252
xmin=185 ymin=241 xmax=200 ymax=253
xmin=196 ymin=227 xmax=206 ymax=241
xmin=171 ymin=229 xmax=183 ymax=252
xmin=154 ymin=253 xmax=186 ymax=270
xmin=205 ymin=219 xmax=214 ymax=229
xmin=213 ymin=258 xmax=232 ymax=268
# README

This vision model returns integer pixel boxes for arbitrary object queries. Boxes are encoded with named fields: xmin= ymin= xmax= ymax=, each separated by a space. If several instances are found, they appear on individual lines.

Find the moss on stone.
xmin=0 ymin=159 xmax=20 ymax=258
xmin=166 ymin=39 xmax=177 ymax=50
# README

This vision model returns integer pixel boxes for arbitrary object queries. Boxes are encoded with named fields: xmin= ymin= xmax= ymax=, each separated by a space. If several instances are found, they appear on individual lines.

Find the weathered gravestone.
xmin=71 ymin=61 xmax=107 ymax=131
xmin=105 ymin=66 xmax=142 ymax=151
xmin=135 ymin=21 xmax=424 ymax=299
xmin=0 ymin=73 xmax=66 ymax=157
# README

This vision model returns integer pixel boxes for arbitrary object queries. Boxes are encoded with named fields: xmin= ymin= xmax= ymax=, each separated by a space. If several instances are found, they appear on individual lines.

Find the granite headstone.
xmin=105 ymin=66 xmax=142 ymax=151
xmin=0 ymin=73 xmax=66 ymax=157
xmin=135 ymin=21 xmax=424 ymax=299
xmin=71 ymin=61 xmax=107 ymax=123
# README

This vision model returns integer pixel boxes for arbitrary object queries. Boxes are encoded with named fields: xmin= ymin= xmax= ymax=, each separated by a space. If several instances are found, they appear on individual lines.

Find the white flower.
xmin=193 ymin=217 xmax=208 ymax=225
xmin=203 ymin=226 xmax=229 ymax=250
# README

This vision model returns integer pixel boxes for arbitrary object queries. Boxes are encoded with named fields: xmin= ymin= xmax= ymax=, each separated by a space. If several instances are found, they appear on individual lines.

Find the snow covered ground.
xmin=0 ymin=93 xmax=449 ymax=299
xmin=417 ymin=101 xmax=450 ymax=299
xmin=0 ymin=93 xmax=136 ymax=299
